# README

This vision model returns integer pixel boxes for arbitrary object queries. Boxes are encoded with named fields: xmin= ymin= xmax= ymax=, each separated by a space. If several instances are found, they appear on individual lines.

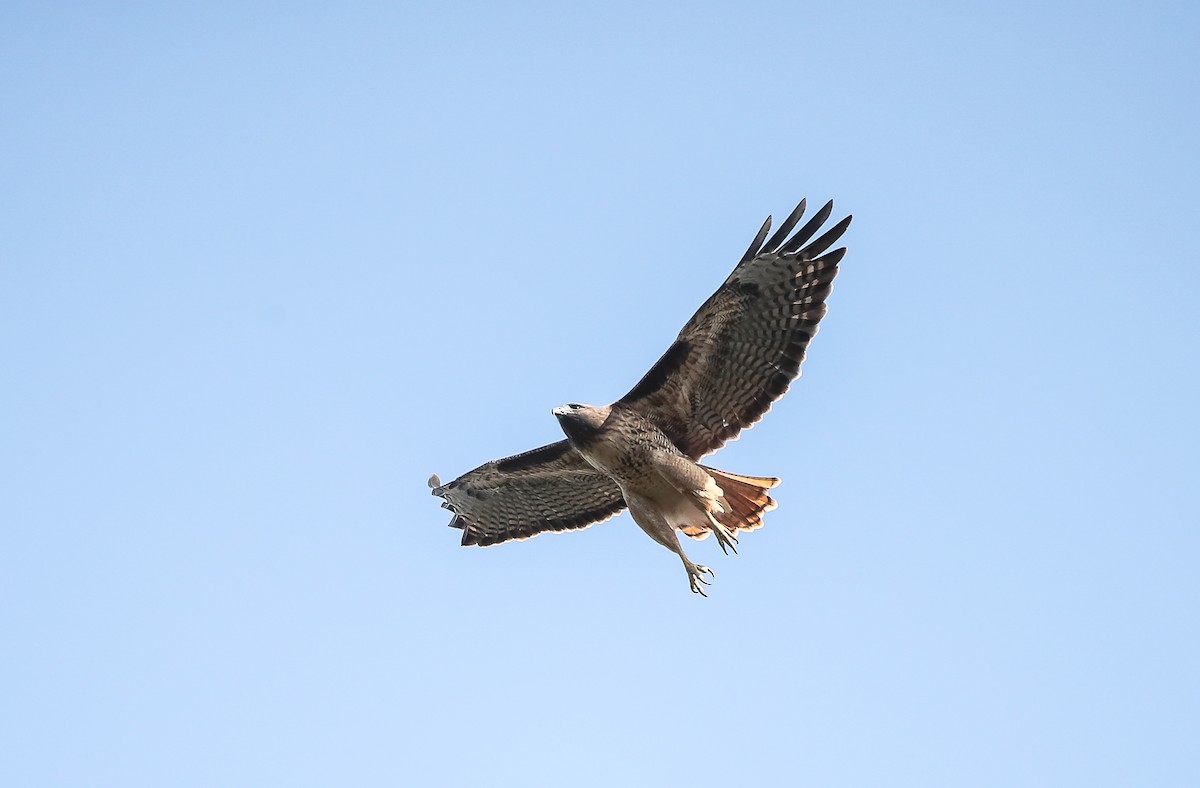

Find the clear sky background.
xmin=3 ymin=2 xmax=1198 ymax=786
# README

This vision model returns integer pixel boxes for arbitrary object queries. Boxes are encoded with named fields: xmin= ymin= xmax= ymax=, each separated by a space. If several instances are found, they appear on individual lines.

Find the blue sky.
xmin=3 ymin=2 xmax=1198 ymax=785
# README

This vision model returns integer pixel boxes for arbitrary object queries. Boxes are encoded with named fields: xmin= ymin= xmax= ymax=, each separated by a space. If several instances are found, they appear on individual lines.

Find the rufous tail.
xmin=681 ymin=467 xmax=780 ymax=540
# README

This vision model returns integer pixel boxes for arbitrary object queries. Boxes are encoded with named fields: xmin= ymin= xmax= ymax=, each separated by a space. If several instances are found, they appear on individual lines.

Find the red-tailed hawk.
xmin=431 ymin=198 xmax=850 ymax=594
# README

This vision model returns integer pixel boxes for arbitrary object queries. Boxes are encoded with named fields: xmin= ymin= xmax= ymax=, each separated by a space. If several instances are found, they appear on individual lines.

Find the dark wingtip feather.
xmin=453 ymin=516 xmax=482 ymax=546
xmin=781 ymin=199 xmax=834 ymax=254
xmin=761 ymin=199 xmax=807 ymax=254
xmin=739 ymin=215 xmax=773 ymax=264
xmin=802 ymin=214 xmax=853 ymax=259
xmin=817 ymin=246 xmax=847 ymax=266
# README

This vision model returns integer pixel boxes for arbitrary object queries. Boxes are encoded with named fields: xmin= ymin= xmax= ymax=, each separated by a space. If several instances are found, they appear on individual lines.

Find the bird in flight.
xmin=430 ymin=198 xmax=850 ymax=595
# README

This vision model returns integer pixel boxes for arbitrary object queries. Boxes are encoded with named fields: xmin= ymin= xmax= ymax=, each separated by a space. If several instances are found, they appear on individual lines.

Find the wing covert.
xmin=431 ymin=440 xmax=626 ymax=546
xmin=619 ymin=199 xmax=851 ymax=458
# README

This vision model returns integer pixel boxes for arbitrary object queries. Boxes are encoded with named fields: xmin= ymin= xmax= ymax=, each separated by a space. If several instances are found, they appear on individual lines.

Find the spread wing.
xmin=431 ymin=440 xmax=626 ymax=547
xmin=619 ymin=199 xmax=851 ymax=459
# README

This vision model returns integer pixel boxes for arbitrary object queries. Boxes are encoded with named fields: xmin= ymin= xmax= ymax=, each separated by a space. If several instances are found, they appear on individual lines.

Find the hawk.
xmin=431 ymin=198 xmax=850 ymax=594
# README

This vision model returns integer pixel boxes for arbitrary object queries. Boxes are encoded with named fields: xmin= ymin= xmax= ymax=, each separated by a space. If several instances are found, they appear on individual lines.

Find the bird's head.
xmin=552 ymin=403 xmax=610 ymax=444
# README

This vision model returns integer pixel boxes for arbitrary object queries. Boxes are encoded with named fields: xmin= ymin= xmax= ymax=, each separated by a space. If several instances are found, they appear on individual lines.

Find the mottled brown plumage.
xmin=431 ymin=198 xmax=850 ymax=594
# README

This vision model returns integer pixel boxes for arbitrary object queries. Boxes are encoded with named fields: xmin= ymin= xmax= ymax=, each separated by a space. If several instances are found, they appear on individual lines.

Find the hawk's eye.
xmin=568 ymin=403 xmax=581 ymax=409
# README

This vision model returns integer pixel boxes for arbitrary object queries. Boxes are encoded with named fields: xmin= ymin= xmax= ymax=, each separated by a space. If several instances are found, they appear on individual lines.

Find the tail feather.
xmin=680 ymin=466 xmax=779 ymax=541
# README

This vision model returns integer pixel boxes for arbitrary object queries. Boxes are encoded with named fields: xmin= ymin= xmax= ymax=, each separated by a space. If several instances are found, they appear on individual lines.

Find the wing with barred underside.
xmin=431 ymin=440 xmax=626 ymax=547
xmin=619 ymin=199 xmax=851 ymax=459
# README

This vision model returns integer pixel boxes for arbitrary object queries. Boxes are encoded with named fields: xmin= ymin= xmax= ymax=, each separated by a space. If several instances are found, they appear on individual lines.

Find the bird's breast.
xmin=570 ymin=416 xmax=674 ymax=489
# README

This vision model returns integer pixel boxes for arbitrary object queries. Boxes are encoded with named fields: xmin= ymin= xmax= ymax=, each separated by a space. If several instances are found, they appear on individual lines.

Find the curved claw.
xmin=714 ymin=525 xmax=739 ymax=556
xmin=705 ymin=513 xmax=739 ymax=555
xmin=688 ymin=563 xmax=715 ymax=596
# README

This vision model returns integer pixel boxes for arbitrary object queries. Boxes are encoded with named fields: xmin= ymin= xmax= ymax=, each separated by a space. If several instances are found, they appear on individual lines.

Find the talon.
xmin=688 ymin=563 xmax=715 ymax=596
xmin=705 ymin=514 xmax=739 ymax=555
xmin=716 ymin=528 xmax=739 ymax=555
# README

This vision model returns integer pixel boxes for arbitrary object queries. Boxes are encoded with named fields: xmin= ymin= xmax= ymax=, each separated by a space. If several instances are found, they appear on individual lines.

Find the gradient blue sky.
xmin=3 ymin=2 xmax=1199 ymax=786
